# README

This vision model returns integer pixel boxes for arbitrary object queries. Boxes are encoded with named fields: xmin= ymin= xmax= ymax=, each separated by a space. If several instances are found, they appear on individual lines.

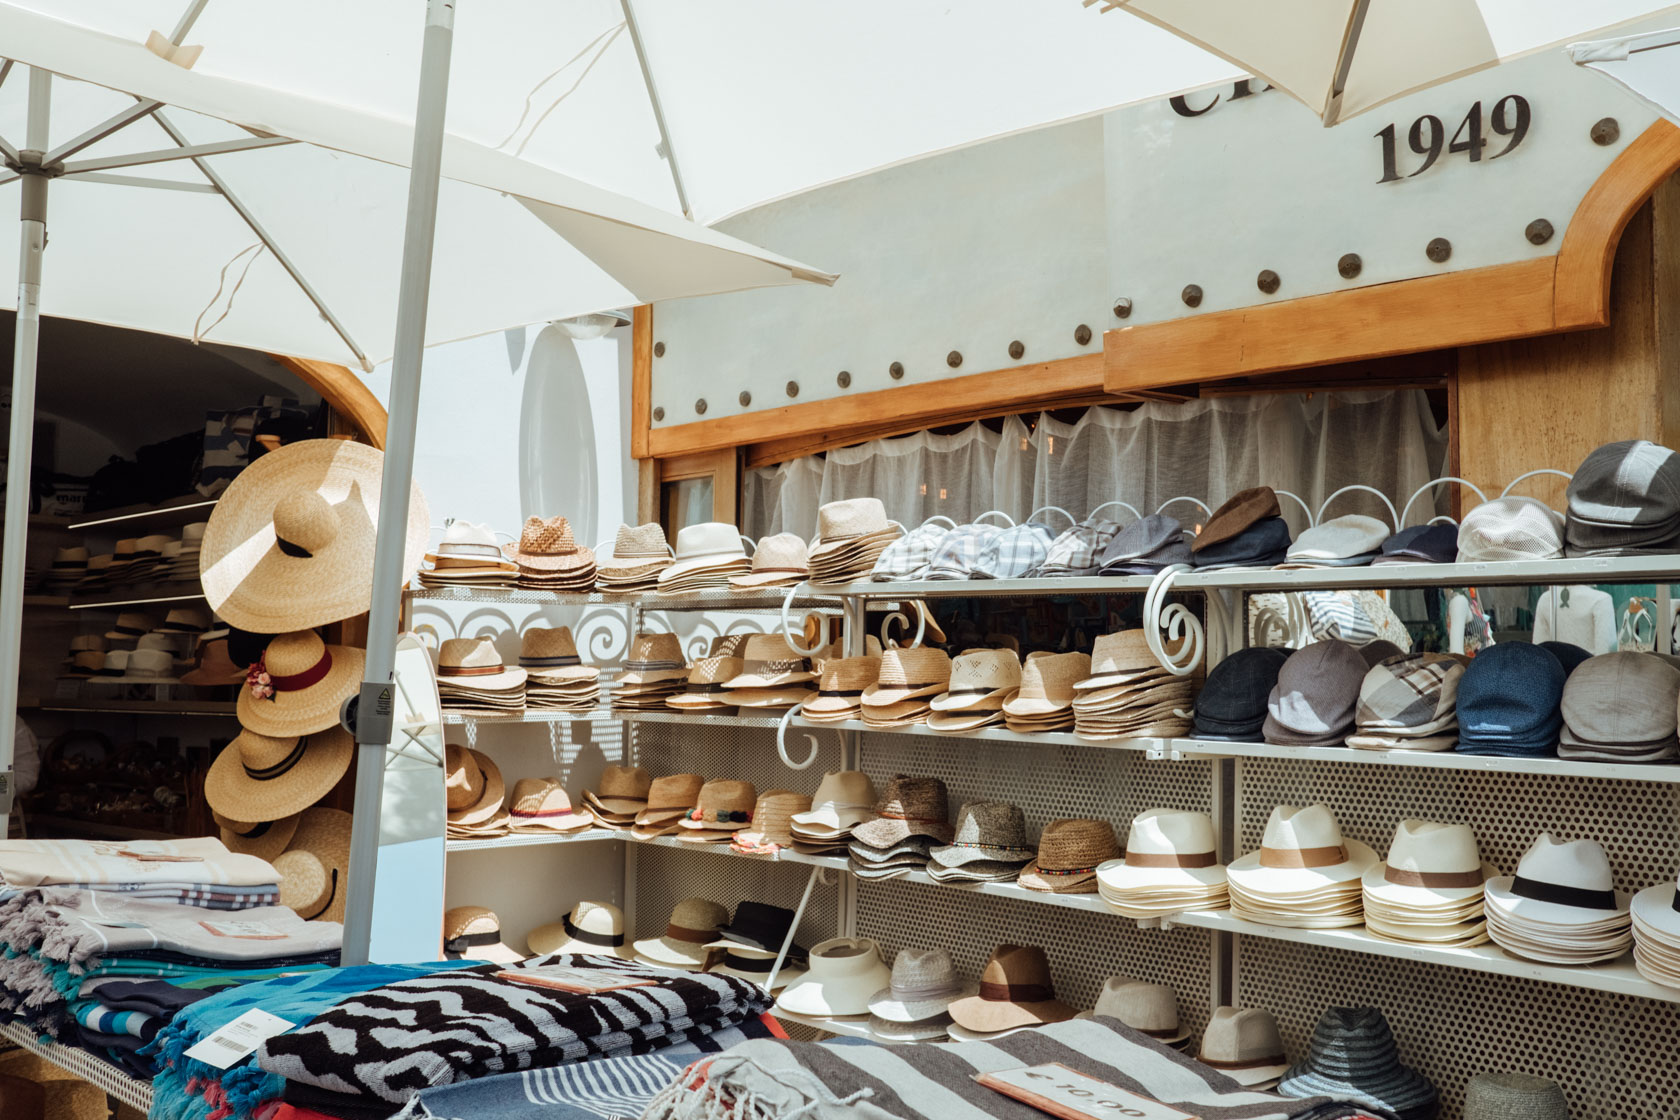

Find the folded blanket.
xmin=55 ymin=883 xmax=280 ymax=907
xmin=38 ymin=891 xmax=341 ymax=967
xmin=643 ymin=1017 xmax=1367 ymax=1120
xmin=0 ymin=839 xmax=279 ymax=888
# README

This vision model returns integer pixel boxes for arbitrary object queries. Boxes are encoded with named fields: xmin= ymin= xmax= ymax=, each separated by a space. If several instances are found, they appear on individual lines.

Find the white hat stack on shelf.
xmin=1227 ymin=804 xmax=1379 ymax=928
xmin=419 ymin=520 xmax=518 ymax=588
xmin=1096 ymin=809 xmax=1228 ymax=918
xmin=434 ymin=637 xmax=527 ymax=713
xmin=1483 ymin=834 xmax=1632 ymax=964
xmin=1632 ymin=868 xmax=1680 ymax=988
xmin=1361 ymin=820 xmax=1498 ymax=948
xmin=656 ymin=522 xmax=751 ymax=593
xmin=788 ymin=771 xmax=877 ymax=856
xmin=807 ymin=498 xmax=903 ymax=584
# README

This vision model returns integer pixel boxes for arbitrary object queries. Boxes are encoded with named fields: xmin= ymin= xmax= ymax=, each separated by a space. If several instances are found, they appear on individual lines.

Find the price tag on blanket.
xmin=974 ymin=1064 xmax=1199 ymax=1120
xmin=184 ymin=1008 xmax=295 ymax=1069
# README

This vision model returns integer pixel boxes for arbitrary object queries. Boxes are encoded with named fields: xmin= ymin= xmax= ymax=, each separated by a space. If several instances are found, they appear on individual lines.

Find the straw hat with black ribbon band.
xmin=442 ymin=906 xmax=525 ymax=963
xmin=617 ymin=633 xmax=689 ymax=684
xmin=205 ymin=726 xmax=354 ymax=822
xmin=518 ymin=627 xmax=599 ymax=682
xmin=274 ymin=807 xmax=352 ymax=924
xmin=861 ymin=647 xmax=951 ymax=707
xmin=583 ymin=764 xmax=652 ymax=820
xmin=104 ymin=611 xmax=153 ymax=643
xmin=504 ymin=515 xmax=595 ymax=573
xmin=802 ymin=656 xmax=880 ymax=721
xmin=667 ymin=657 xmax=744 ymax=711
xmin=237 ymin=630 xmax=366 ymax=738
xmin=214 ymin=809 xmax=302 ymax=863
xmin=632 ymin=897 xmax=730 ymax=970
xmin=528 ymin=900 xmax=631 ymax=958
xmin=201 ymin=439 xmax=429 ymax=633
xmin=726 ymin=633 xmax=817 ymax=689
xmin=633 ymin=772 xmax=707 ymax=836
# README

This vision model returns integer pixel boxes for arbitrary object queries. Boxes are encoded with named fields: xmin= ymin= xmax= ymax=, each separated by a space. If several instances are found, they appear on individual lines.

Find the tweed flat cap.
xmin=1345 ymin=652 xmax=1464 ymax=751
xmin=1099 ymin=514 xmax=1191 ymax=575
xmin=1192 ymin=516 xmax=1292 ymax=571
xmin=1036 ymin=519 xmax=1123 ymax=577
xmin=1193 ymin=647 xmax=1291 ymax=741
xmin=1558 ymin=651 xmax=1680 ymax=761
xmin=1566 ymin=441 xmax=1680 ymax=555
xmin=1455 ymin=643 xmax=1566 ymax=757
xmin=1194 ymin=487 xmax=1281 ymax=553
xmin=1262 ymin=641 xmax=1368 ymax=747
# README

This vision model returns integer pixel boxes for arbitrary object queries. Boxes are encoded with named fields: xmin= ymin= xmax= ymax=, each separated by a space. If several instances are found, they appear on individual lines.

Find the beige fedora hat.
xmin=791 ymin=771 xmax=877 ymax=834
xmin=1198 ymin=1007 xmax=1290 ymax=1086
xmin=947 ymin=945 xmax=1075 ymax=1033
xmin=634 ymin=898 xmax=730 ymax=969
xmin=518 ymin=627 xmax=599 ymax=682
xmin=677 ymin=779 xmax=757 ymax=837
xmin=214 ymin=809 xmax=301 ymax=863
xmin=730 ymin=533 xmax=811 ymax=589
xmin=274 ymin=807 xmax=352 ymax=924
xmin=617 ymin=633 xmax=688 ymax=684
xmin=505 ymin=516 xmax=594 ymax=573
xmin=808 ymin=499 xmax=899 ymax=560
xmin=435 ymin=637 xmax=528 ymax=692
xmin=528 ymin=900 xmax=630 ymax=958
xmin=442 ymin=906 xmax=526 ymax=964
xmin=734 ymin=790 xmax=813 ymax=850
xmin=201 ymin=439 xmax=429 ymax=633
xmin=204 ymin=726 xmax=354 ymax=821
xmin=1100 ymin=809 xmax=1227 ymax=890
xmin=118 ymin=648 xmax=178 ymax=683
xmin=726 ymin=634 xmax=816 ymax=688
xmin=1018 ymin=818 xmax=1122 ymax=893
xmin=861 ymin=647 xmax=951 ymax=706
xmin=1079 ymin=977 xmax=1191 ymax=1044
xmin=667 ymin=657 xmax=745 ymax=709
xmin=1003 ymin=651 xmax=1093 ymax=717
xmin=597 ymin=523 xmax=673 ymax=571
xmin=1363 ymin=819 xmax=1496 ymax=908
xmin=448 ymin=747 xmax=507 ymax=826
xmin=930 ymin=648 xmax=1022 ymax=711
xmin=1075 ymin=631 xmax=1168 ymax=690
xmin=633 ymin=773 xmax=706 ymax=836
xmin=507 ymin=778 xmax=594 ymax=832
xmin=1227 ymin=804 xmax=1380 ymax=895
xmin=237 ymin=630 xmax=366 ymax=737
xmin=583 ymin=765 xmax=652 ymax=818
xmin=803 ymin=656 xmax=880 ymax=717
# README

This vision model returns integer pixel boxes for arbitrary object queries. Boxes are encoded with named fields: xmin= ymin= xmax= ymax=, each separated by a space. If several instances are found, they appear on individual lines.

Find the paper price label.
xmin=976 ymin=1064 xmax=1199 ymax=1120
xmin=200 ymin=919 xmax=286 ymax=940
xmin=183 ymin=1009 xmax=294 ymax=1069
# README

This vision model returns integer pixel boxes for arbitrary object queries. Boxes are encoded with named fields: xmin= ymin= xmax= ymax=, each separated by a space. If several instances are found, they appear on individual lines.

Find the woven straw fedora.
xmin=808 ymin=499 xmax=899 ymax=560
xmin=726 ymin=633 xmax=816 ymax=688
xmin=201 ymin=439 xmax=429 ymax=633
xmin=734 ymin=789 xmax=812 ymax=849
xmin=1019 ymin=818 xmax=1122 ymax=893
xmin=274 ymin=807 xmax=352 ymax=924
xmin=1003 ymin=651 xmax=1092 ymax=716
xmin=518 ymin=627 xmax=598 ymax=682
xmin=583 ymin=764 xmax=652 ymax=817
xmin=442 ymin=906 xmax=525 ymax=963
xmin=435 ymin=636 xmax=528 ymax=692
xmin=947 ymin=944 xmax=1075 ymax=1033
xmin=730 ymin=532 xmax=812 ymax=589
xmin=449 ymin=747 xmax=507 ymax=826
xmin=505 ymin=516 xmax=594 ymax=572
xmin=507 ymin=778 xmax=594 ymax=831
xmin=443 ymin=742 xmax=482 ymax=810
xmin=237 ymin=630 xmax=366 ymax=737
xmin=1075 ymin=631 xmax=1168 ymax=689
xmin=634 ymin=898 xmax=730 ymax=969
xmin=861 ymin=647 xmax=951 ymax=706
xmin=598 ymin=523 xmax=672 ymax=571
xmin=668 ymin=657 xmax=745 ymax=709
xmin=204 ymin=726 xmax=353 ymax=822
xmin=617 ymin=633 xmax=688 ymax=684
xmin=633 ymin=773 xmax=706 ymax=836
xmin=930 ymin=649 xmax=1021 ymax=711
xmin=803 ymin=656 xmax=881 ymax=716
xmin=213 ymin=808 xmax=301 ymax=863
xmin=678 ymin=779 xmax=756 ymax=836
xmin=867 ymin=947 xmax=977 ymax=1022
xmin=853 ymin=775 xmax=954 ymax=847
xmin=528 ymin=900 xmax=630 ymax=958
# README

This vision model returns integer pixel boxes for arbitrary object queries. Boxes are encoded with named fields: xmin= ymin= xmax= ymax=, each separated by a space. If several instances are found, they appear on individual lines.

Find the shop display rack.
xmin=68 ymin=591 xmax=208 ymax=612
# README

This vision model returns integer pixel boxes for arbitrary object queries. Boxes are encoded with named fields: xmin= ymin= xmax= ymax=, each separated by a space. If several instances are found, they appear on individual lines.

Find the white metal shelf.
xmin=69 ymin=496 xmax=217 ymax=531
xmin=1165 ymin=738 xmax=1680 ymax=783
xmin=68 ymin=591 xmax=207 ymax=611
xmin=408 ymin=585 xmax=839 ymax=612
xmin=446 ymin=830 xmax=623 ymax=852
xmin=773 ymin=1010 xmax=879 ymax=1040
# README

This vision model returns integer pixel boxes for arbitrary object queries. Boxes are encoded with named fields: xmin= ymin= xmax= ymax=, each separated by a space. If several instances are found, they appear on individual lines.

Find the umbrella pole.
xmin=340 ymin=0 xmax=456 ymax=966
xmin=0 ymin=67 xmax=50 ymax=837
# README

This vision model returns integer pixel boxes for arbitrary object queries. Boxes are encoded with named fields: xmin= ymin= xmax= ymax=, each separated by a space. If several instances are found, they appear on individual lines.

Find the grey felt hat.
xmin=930 ymin=801 xmax=1036 ymax=868
xmin=1262 ymin=641 xmax=1369 ymax=746
xmin=1557 ymin=651 xmax=1680 ymax=761
xmin=1464 ymin=1072 xmax=1569 ymax=1120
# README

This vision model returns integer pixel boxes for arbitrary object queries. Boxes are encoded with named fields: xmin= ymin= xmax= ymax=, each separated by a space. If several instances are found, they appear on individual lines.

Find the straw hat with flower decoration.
xmin=677 ymin=779 xmax=757 ymax=842
xmin=237 ymin=630 xmax=365 ymax=738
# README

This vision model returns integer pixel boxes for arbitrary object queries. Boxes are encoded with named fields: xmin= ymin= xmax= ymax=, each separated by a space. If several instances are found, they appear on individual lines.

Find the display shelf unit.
xmin=68 ymin=495 xmax=217 ymax=531
xmin=68 ymin=591 xmax=207 ymax=612
xmin=1164 ymin=738 xmax=1680 ymax=783
xmin=34 ymin=699 xmax=237 ymax=717
xmin=409 ymin=585 xmax=839 ymax=613
xmin=0 ymin=1022 xmax=152 ymax=1111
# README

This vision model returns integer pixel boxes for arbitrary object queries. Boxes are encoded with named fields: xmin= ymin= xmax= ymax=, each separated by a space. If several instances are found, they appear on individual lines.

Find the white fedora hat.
xmin=1227 ymin=804 xmax=1378 ymax=895
xmin=1485 ymin=834 xmax=1630 ymax=928
xmin=1363 ymin=819 xmax=1496 ymax=908
xmin=1078 ymin=976 xmax=1191 ymax=1045
xmin=658 ymin=522 xmax=749 ymax=585
xmin=1198 ymin=1006 xmax=1290 ymax=1086
xmin=1099 ymin=809 xmax=1227 ymax=891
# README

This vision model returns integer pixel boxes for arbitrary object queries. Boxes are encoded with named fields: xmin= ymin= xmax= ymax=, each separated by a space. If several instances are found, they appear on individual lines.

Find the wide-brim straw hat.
xmin=214 ymin=809 xmax=301 ymax=863
xmin=861 ymin=647 xmax=952 ymax=706
xmin=505 ymin=515 xmax=595 ymax=572
xmin=436 ymin=636 xmax=528 ymax=692
xmin=726 ymin=634 xmax=817 ymax=688
xmin=204 ymin=726 xmax=354 ymax=822
xmin=930 ymin=649 xmax=1021 ymax=711
xmin=237 ymin=631 xmax=366 ymax=738
xmin=634 ymin=897 xmax=730 ymax=968
xmin=442 ymin=905 xmax=525 ymax=964
xmin=947 ymin=944 xmax=1075 ymax=1033
xmin=678 ymin=779 xmax=757 ymax=832
xmin=584 ymin=764 xmax=652 ymax=817
xmin=735 ymin=790 xmax=812 ymax=848
xmin=1003 ymin=652 xmax=1092 ymax=716
xmin=449 ymin=748 xmax=507 ymax=825
xmin=274 ymin=807 xmax=352 ymax=924
xmin=201 ymin=439 xmax=429 ymax=633
xmin=808 ymin=499 xmax=900 ymax=560
xmin=508 ymin=778 xmax=594 ymax=831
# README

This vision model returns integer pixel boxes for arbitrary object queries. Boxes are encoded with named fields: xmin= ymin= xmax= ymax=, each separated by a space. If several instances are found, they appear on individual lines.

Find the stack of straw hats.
xmin=1018 ymin=818 xmax=1121 ymax=895
xmin=1277 ymin=1007 xmax=1438 ymax=1120
xmin=860 ymin=647 xmax=950 ymax=727
xmin=633 ymin=898 xmax=730 ymax=970
xmin=595 ymin=523 xmax=672 ymax=593
xmin=166 ymin=522 xmax=208 ymax=581
xmin=1484 ymin=834 xmax=1631 ymax=963
xmin=866 ymin=948 xmax=975 ymax=1042
xmin=266 ymin=807 xmax=353 ymax=924
xmin=1262 ymin=641 xmax=1368 ymax=746
xmin=420 ymin=521 xmax=517 ymax=588
xmin=1079 ymin=978 xmax=1193 ymax=1051
xmin=732 ymin=790 xmax=813 ymax=855
xmin=1197 ymin=1007 xmax=1290 ymax=1090
xmin=1097 ymin=809 xmax=1227 ymax=917
xmin=1557 ymin=651 xmax=1680 ymax=762
xmin=612 ymin=633 xmax=689 ymax=709
xmin=631 ymin=773 xmax=705 ymax=839
xmin=927 ymin=649 xmax=1019 ymax=732
xmin=205 ymin=727 xmax=352 ymax=863
xmin=789 ymin=770 xmax=876 ymax=855
xmin=434 ymin=637 xmax=527 ymax=713
xmin=1002 ymin=651 xmax=1090 ymax=734
xmin=667 ymin=656 xmax=743 ymax=714
xmin=848 ymin=775 xmax=952 ymax=880
xmin=1072 ymin=632 xmax=1193 ymax=741
xmin=927 ymin=801 xmax=1036 ymax=883
xmin=1344 ymin=652 xmax=1465 ymax=752
xmin=657 ymin=523 xmax=750 ymax=593
xmin=518 ymin=627 xmax=600 ymax=710
xmin=1632 ymin=867 xmax=1680 ymax=988
xmin=1228 ymin=804 xmax=1378 ymax=927
xmin=808 ymin=499 xmax=902 ymax=584
xmin=582 ymin=765 xmax=651 ymax=830
xmin=43 ymin=545 xmax=87 ymax=594
xmin=676 ymin=779 xmax=757 ymax=843
xmin=1454 ymin=643 xmax=1566 ymax=757
xmin=723 ymin=634 xmax=816 ymax=710
xmin=728 ymin=533 xmax=810 ymax=590
xmin=503 ymin=516 xmax=596 ymax=592
xmin=444 ymin=743 xmax=509 ymax=839
xmin=947 ymin=945 xmax=1075 ymax=1041
xmin=1362 ymin=820 xmax=1496 ymax=947
xmin=103 ymin=611 xmax=153 ymax=646
xmin=802 ymin=656 xmax=881 ymax=723
xmin=507 ymin=778 xmax=593 ymax=835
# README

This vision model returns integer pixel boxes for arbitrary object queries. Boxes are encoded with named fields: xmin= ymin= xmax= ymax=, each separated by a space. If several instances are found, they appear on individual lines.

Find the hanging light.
xmin=551 ymin=309 xmax=633 ymax=340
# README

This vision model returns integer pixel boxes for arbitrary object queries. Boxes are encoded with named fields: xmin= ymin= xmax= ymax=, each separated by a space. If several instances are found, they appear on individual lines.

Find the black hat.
xmin=1375 ymin=523 xmax=1457 ymax=565
xmin=1191 ymin=516 xmax=1292 ymax=571
xmin=1538 ymin=641 xmax=1592 ymax=677
xmin=1192 ymin=647 xmax=1290 ymax=741
xmin=711 ymin=901 xmax=806 ymax=962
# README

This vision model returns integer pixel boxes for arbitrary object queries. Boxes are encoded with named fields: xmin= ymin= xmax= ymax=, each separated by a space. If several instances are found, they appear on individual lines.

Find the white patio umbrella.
xmin=1571 ymin=27 xmax=1680 ymax=127
xmin=1083 ymin=0 xmax=1680 ymax=124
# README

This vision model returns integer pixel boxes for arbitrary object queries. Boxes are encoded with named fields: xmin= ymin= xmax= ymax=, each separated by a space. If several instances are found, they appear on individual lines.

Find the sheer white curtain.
xmin=741 ymin=390 xmax=1447 ymax=539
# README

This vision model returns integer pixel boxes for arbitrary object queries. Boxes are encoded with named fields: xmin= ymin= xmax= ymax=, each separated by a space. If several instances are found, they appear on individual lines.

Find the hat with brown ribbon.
xmin=616 ymin=633 xmax=688 ymax=684
xmin=435 ymin=637 xmax=528 ymax=692
xmin=237 ymin=630 xmax=366 ymax=738
xmin=204 ymin=726 xmax=354 ymax=822
xmin=1227 ymin=804 xmax=1379 ymax=896
xmin=633 ymin=897 xmax=729 ymax=968
xmin=730 ymin=532 xmax=811 ymax=589
xmin=947 ymin=944 xmax=1075 ymax=1033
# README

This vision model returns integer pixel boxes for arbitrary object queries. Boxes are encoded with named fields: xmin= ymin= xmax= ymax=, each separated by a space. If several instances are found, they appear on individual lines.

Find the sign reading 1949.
xmin=1374 ymin=96 xmax=1531 ymax=183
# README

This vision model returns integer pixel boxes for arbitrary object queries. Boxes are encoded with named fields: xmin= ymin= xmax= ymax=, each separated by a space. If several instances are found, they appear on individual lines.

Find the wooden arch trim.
xmin=1104 ymin=119 xmax=1680 ymax=393
xmin=271 ymin=355 xmax=388 ymax=449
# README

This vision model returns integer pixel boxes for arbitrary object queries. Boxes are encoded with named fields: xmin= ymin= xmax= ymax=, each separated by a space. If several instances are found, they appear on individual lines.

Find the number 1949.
xmin=1375 ymin=95 xmax=1530 ymax=183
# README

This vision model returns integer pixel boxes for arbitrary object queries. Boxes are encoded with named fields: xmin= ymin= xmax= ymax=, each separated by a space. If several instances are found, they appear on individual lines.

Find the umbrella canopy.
xmin=1084 ymin=0 xmax=1680 ymax=124
xmin=1572 ymin=27 xmax=1680 ymax=127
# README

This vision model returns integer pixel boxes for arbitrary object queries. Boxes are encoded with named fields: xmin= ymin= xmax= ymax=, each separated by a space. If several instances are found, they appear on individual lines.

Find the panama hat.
xmin=447 ymin=747 xmax=507 ymax=827
xmin=634 ymin=898 xmax=730 ymax=969
xmin=1485 ymin=834 xmax=1631 ymax=937
xmin=442 ymin=906 xmax=525 ymax=964
xmin=632 ymin=773 xmax=706 ymax=837
xmin=1198 ymin=1006 xmax=1291 ymax=1087
xmin=435 ymin=636 xmax=528 ymax=692
xmin=1229 ymin=804 xmax=1379 ymax=894
xmin=237 ymin=630 xmax=365 ymax=737
xmin=617 ymin=633 xmax=688 ymax=684
xmin=1003 ymin=652 xmax=1093 ymax=717
xmin=213 ymin=809 xmax=301 ymax=863
xmin=117 ymin=648 xmax=178 ymax=682
xmin=860 ymin=647 xmax=951 ymax=706
xmin=729 ymin=532 xmax=810 ymax=589
xmin=104 ymin=611 xmax=154 ymax=642
xmin=528 ymin=900 xmax=629 ymax=958
xmin=1100 ymin=809 xmax=1227 ymax=890
xmin=947 ymin=944 xmax=1075 ymax=1033
xmin=507 ymin=778 xmax=594 ymax=832
xmin=582 ymin=764 xmax=652 ymax=819
xmin=930 ymin=649 xmax=1021 ymax=711
xmin=505 ymin=516 xmax=594 ymax=573
xmin=274 ymin=807 xmax=352 ymax=924
xmin=1363 ymin=820 xmax=1495 ymax=908
xmin=775 ymin=937 xmax=891 ymax=1016
xmin=201 ymin=439 xmax=429 ymax=632
xmin=518 ymin=627 xmax=599 ymax=682
xmin=1018 ymin=818 xmax=1121 ymax=893
xmin=93 ymin=649 xmax=129 ymax=677
xmin=791 ymin=771 xmax=877 ymax=835
xmin=204 ymin=726 xmax=354 ymax=822
xmin=802 ymin=656 xmax=880 ymax=719
xmin=59 ymin=651 xmax=104 ymax=679
xmin=1078 ymin=977 xmax=1192 ymax=1046
xmin=867 ymin=948 xmax=977 ymax=1022
xmin=658 ymin=522 xmax=750 ymax=589
xmin=598 ymin=522 xmax=673 ymax=571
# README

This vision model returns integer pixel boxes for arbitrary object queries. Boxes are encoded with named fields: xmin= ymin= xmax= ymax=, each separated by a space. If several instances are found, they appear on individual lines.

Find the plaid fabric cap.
xmin=972 ymin=522 xmax=1054 ymax=580
xmin=871 ymin=522 xmax=952 ymax=581
xmin=1301 ymin=590 xmax=1379 ymax=645
xmin=1355 ymin=651 xmax=1465 ymax=736
xmin=1035 ymin=518 xmax=1122 ymax=577
xmin=925 ymin=524 xmax=1005 ymax=580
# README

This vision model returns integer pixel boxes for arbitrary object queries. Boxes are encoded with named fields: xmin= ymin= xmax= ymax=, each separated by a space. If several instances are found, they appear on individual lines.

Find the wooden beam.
xmin=631 ymin=304 xmax=653 ymax=459
xmin=271 ymin=355 xmax=387 ymax=448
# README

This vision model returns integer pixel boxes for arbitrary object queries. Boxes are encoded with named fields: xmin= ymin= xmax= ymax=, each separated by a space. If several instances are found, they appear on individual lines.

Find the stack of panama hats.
xmin=866 ymin=948 xmax=975 ymax=1042
xmin=595 ymin=523 xmax=673 ymax=593
xmin=667 ymin=656 xmax=744 ymax=714
xmin=1564 ymin=439 xmax=1680 ymax=556
xmin=657 ymin=522 xmax=750 ymax=593
xmin=1192 ymin=647 xmax=1289 ymax=741
xmin=947 ymin=945 xmax=1076 ymax=1040
xmin=1192 ymin=487 xmax=1291 ymax=570
xmin=802 ymin=656 xmax=881 ymax=724
xmin=529 ymin=900 xmax=631 ymax=959
xmin=1279 ymin=514 xmax=1391 ymax=568
xmin=1375 ymin=523 xmax=1457 ymax=565
xmin=1198 ymin=1007 xmax=1290 ymax=1090
xmin=582 ymin=765 xmax=651 ymax=830
xmin=728 ymin=532 xmax=810 ymax=590
xmin=1277 ymin=1007 xmax=1439 ymax=1120
xmin=119 ymin=647 xmax=178 ymax=683
xmin=60 ymin=643 xmax=107 ymax=680
xmin=443 ymin=743 xmax=509 ymax=838
xmin=156 ymin=605 xmax=210 ymax=636
xmin=927 ymin=801 xmax=1036 ymax=884
xmin=633 ymin=898 xmax=730 ymax=970
xmin=127 ymin=533 xmax=175 ymax=582
xmin=1097 ymin=514 xmax=1192 ymax=576
xmin=1557 ymin=651 xmax=1680 ymax=762
xmin=94 ymin=649 xmax=130 ymax=679
xmin=972 ymin=520 xmax=1056 ymax=580
xmin=503 ymin=516 xmax=596 ymax=592
xmin=1632 ymin=867 xmax=1680 ymax=987
xmin=168 ymin=522 xmax=209 ymax=580
xmin=1018 ymin=818 xmax=1122 ymax=895
xmin=1036 ymin=517 xmax=1122 ymax=578
xmin=44 ymin=546 xmax=88 ymax=593
xmin=1072 ymin=631 xmax=1194 ymax=740
xmin=1003 ymin=651 xmax=1091 ymax=734
xmin=1228 ymin=804 xmax=1379 ymax=927
xmin=1262 ymin=641 xmax=1368 ymax=747
xmin=1345 ymin=651 xmax=1465 ymax=752
xmin=848 ymin=775 xmax=953 ymax=880
xmin=1457 ymin=496 xmax=1565 ymax=562
xmin=77 ymin=553 xmax=115 ymax=593
xmin=506 ymin=778 xmax=593 ymax=835
xmin=808 ymin=498 xmax=903 ymax=584
xmin=1079 ymin=977 xmax=1193 ymax=1052
xmin=433 ymin=636 xmax=526 ymax=713
xmin=1097 ymin=809 xmax=1228 ymax=917
xmin=927 ymin=649 xmax=1019 ymax=732
xmin=732 ymin=789 xmax=812 ymax=854
xmin=1454 ymin=643 xmax=1566 ymax=757
xmin=518 ymin=627 xmax=600 ymax=710
xmin=612 ymin=633 xmax=689 ymax=709
xmin=859 ymin=646 xmax=950 ymax=727
xmin=676 ymin=779 xmax=757 ymax=843
xmin=724 ymin=634 xmax=816 ymax=710
xmin=789 ymin=770 xmax=876 ymax=855
xmin=711 ymin=903 xmax=811 ymax=992
xmin=1362 ymin=820 xmax=1497 ymax=947
xmin=103 ymin=611 xmax=153 ymax=645
xmin=1464 ymin=1073 xmax=1570 ymax=1120
xmin=631 ymin=773 xmax=705 ymax=839
xmin=420 ymin=520 xmax=518 ymax=588
xmin=1484 ymin=834 xmax=1631 ymax=963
